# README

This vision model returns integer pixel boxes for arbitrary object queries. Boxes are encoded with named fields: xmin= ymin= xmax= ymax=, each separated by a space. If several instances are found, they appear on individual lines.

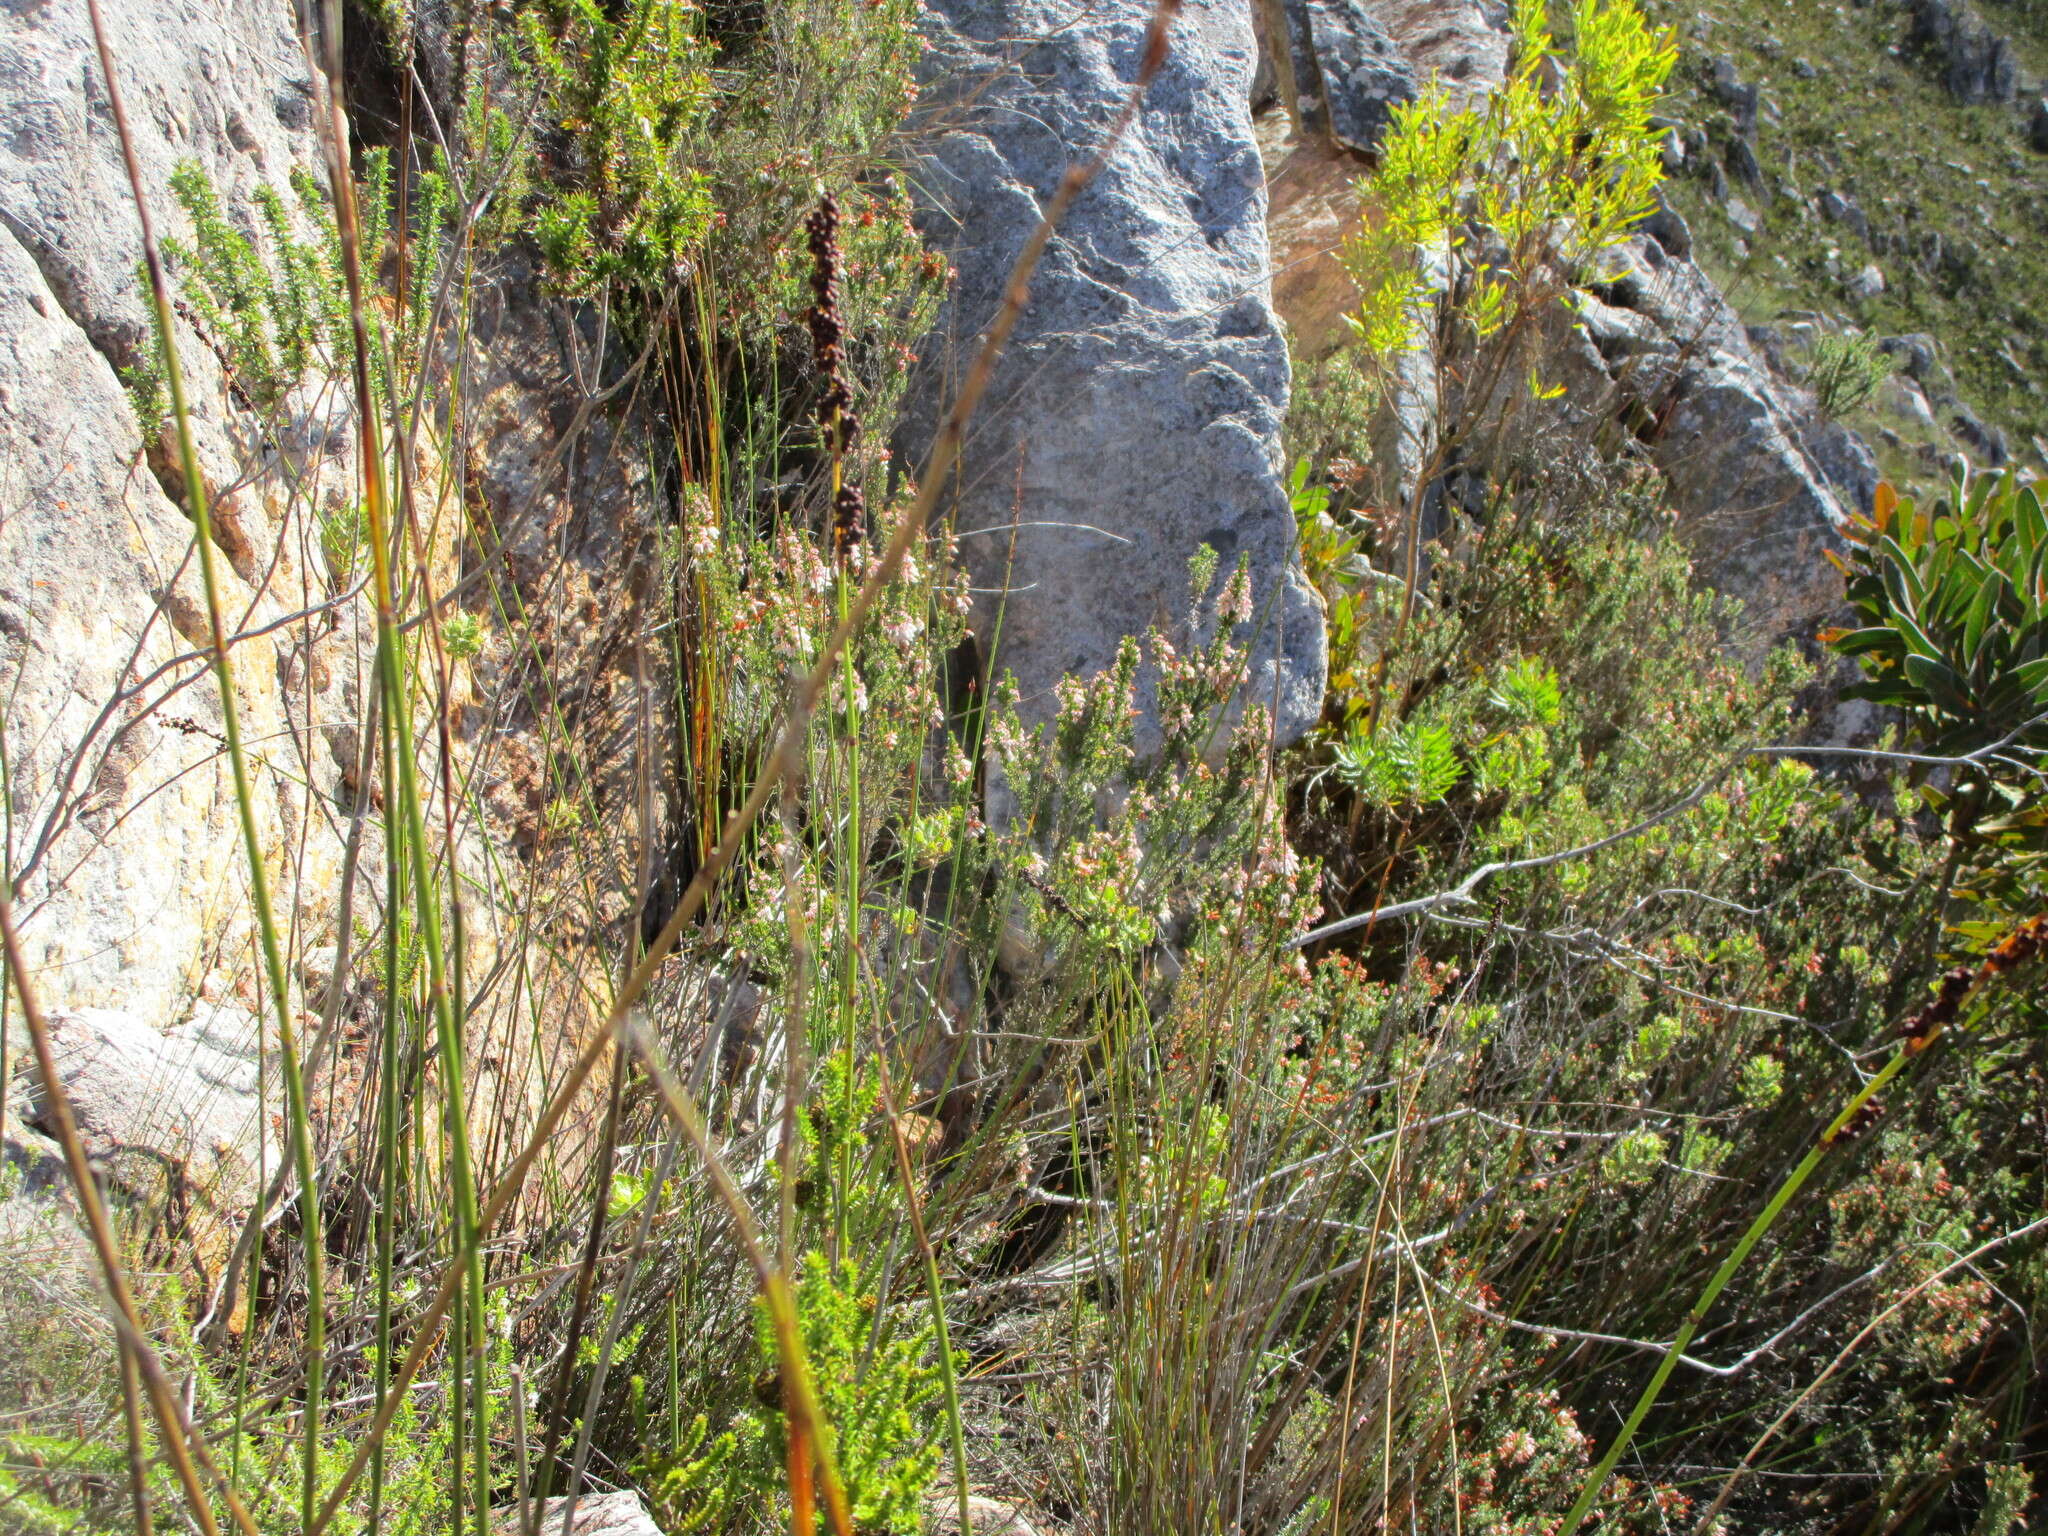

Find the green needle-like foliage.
xmin=1342 ymin=0 xmax=1676 ymax=371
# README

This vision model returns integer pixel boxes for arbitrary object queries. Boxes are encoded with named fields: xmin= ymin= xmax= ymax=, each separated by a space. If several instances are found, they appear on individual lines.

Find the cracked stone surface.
xmin=0 ymin=0 xmax=364 ymax=1027
xmin=898 ymin=0 xmax=1326 ymax=756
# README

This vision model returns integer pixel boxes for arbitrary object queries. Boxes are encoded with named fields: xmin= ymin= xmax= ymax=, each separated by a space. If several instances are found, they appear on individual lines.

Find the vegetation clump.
xmin=6 ymin=2 xmax=2048 ymax=1536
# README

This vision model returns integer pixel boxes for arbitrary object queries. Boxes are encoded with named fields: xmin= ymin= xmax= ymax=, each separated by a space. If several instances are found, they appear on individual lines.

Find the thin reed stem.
xmin=307 ymin=4 xmax=491 ymax=1529
xmin=311 ymin=7 xmax=1184 ymax=1521
xmin=876 ymin=1044 xmax=973 ymax=1536
xmin=84 ymin=3 xmax=324 ymax=1521
xmin=1557 ymin=913 xmax=2048 ymax=1536
xmin=0 ymin=871 xmax=255 ymax=1536
xmin=118 ymin=1333 xmax=156 ymax=1536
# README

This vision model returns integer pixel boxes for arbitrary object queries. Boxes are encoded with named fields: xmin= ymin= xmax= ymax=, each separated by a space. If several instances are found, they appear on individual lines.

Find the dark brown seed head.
xmin=832 ymin=484 xmax=866 ymax=560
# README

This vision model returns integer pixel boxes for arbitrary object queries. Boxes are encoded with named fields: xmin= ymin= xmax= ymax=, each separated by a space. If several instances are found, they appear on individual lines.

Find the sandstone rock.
xmin=1880 ymin=372 xmax=1940 ymax=433
xmin=1640 ymin=191 xmax=1693 ymax=261
xmin=1845 ymin=262 xmax=1886 ymax=302
xmin=900 ymin=0 xmax=1325 ymax=755
xmin=1254 ymin=0 xmax=1508 ymax=357
xmin=493 ymin=1491 xmax=663 ymax=1536
xmin=1907 ymin=0 xmax=2017 ymax=104
xmin=1800 ymin=415 xmax=1882 ymax=515
xmin=1531 ymin=238 xmax=1872 ymax=644
xmin=1706 ymin=56 xmax=1741 ymax=101
xmin=1707 ymin=58 xmax=1762 ymax=136
xmin=1947 ymin=400 xmax=2011 ymax=466
xmin=1351 ymin=0 xmax=1508 ymax=98
xmin=1257 ymin=0 xmax=1509 ymax=515
xmin=1255 ymin=108 xmax=1365 ymax=357
xmin=1877 ymin=332 xmax=1942 ymax=382
xmin=15 ymin=1004 xmax=266 ymax=1213
xmin=0 ymin=0 xmax=368 ymax=1029
xmin=1250 ymin=0 xmax=1874 ymax=653
xmin=927 ymin=1493 xmax=1048 ymax=1536
xmin=1818 ymin=189 xmax=1871 ymax=247
xmin=0 ymin=0 xmax=593 ymax=1194
xmin=1724 ymin=135 xmax=1765 ymax=191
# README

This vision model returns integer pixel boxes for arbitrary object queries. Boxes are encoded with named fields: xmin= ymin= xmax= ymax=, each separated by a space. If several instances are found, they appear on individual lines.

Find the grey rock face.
xmin=1542 ymin=238 xmax=1873 ymax=644
xmin=900 ymin=0 xmax=1325 ymax=752
xmin=1845 ymin=262 xmax=1887 ymax=302
xmin=1947 ymin=399 xmax=2011 ymax=465
xmin=1266 ymin=0 xmax=1502 ymax=146
xmin=1253 ymin=0 xmax=1873 ymax=652
xmin=1707 ymin=57 xmax=1763 ymax=136
xmin=1907 ymin=0 xmax=2018 ymax=104
xmin=1873 ymin=332 xmax=2014 ymax=466
xmin=1878 ymin=332 xmax=1942 ymax=381
xmin=1641 ymin=189 xmax=1693 ymax=259
xmin=1818 ymin=188 xmax=1872 ymax=247
xmin=493 ymin=1493 xmax=664 ymax=1536
xmin=17 ymin=1004 xmax=266 ymax=1211
xmin=1724 ymin=134 xmax=1766 ymax=191
xmin=1291 ymin=0 xmax=1418 ymax=154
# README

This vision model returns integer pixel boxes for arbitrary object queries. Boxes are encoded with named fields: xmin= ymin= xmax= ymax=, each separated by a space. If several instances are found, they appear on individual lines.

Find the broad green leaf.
xmin=1902 ymin=653 xmax=1972 ymax=716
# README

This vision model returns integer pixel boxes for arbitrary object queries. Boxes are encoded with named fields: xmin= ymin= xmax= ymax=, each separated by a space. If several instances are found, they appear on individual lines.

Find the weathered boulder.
xmin=1269 ymin=0 xmax=1418 ymax=155
xmin=1254 ymin=0 xmax=1506 ymax=349
xmin=900 ymin=0 xmax=1325 ymax=753
xmin=1254 ymin=0 xmax=1510 ymax=362
xmin=1877 ymin=332 xmax=1943 ymax=382
xmin=1845 ymin=262 xmax=1887 ymax=302
xmin=1818 ymin=188 xmax=1872 ymax=248
xmin=926 ymin=1493 xmax=1050 ymax=1536
xmin=1907 ymin=0 xmax=2018 ymax=105
xmin=1724 ymin=133 xmax=1766 ymax=191
xmin=1539 ymin=236 xmax=1874 ymax=644
xmin=493 ymin=1492 xmax=664 ymax=1536
xmin=1946 ymin=398 xmax=2011 ymax=466
xmin=1706 ymin=56 xmax=1763 ymax=137
xmin=14 ymin=1004 xmax=266 ymax=1214
xmin=1251 ymin=0 xmax=1883 ymax=650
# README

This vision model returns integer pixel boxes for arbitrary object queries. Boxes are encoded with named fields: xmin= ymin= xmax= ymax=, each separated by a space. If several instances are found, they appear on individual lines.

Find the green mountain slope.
xmin=1645 ymin=0 xmax=2048 ymax=477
